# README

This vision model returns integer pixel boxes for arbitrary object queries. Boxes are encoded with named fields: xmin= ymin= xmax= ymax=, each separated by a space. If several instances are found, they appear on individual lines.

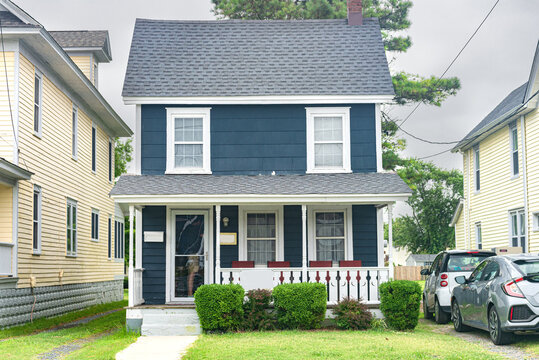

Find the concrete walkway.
xmin=116 ymin=336 xmax=199 ymax=360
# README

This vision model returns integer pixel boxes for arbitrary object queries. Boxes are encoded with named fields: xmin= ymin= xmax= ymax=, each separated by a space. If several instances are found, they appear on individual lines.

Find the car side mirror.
xmin=420 ymin=269 xmax=431 ymax=276
xmin=455 ymin=275 xmax=467 ymax=285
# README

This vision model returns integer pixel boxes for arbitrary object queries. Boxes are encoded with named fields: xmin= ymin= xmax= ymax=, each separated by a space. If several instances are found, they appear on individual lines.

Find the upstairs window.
xmin=510 ymin=124 xmax=519 ymax=176
xmin=166 ymin=108 xmax=211 ymax=174
xmin=108 ymin=139 xmax=113 ymax=182
xmin=474 ymin=146 xmax=480 ymax=192
xmin=306 ymin=107 xmax=351 ymax=173
xmin=108 ymin=216 xmax=112 ymax=259
xmin=72 ymin=106 xmax=78 ymax=159
xmin=66 ymin=199 xmax=77 ymax=256
xmin=34 ymin=72 xmax=42 ymax=136
xmin=92 ymin=125 xmax=97 ymax=172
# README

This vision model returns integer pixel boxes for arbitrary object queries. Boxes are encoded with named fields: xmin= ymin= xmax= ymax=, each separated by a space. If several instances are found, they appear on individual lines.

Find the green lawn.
xmin=184 ymin=322 xmax=501 ymax=360
xmin=0 ymin=289 xmax=137 ymax=360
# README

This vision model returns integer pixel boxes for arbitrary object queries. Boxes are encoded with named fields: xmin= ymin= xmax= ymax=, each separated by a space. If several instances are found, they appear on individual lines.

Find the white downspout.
xmin=388 ymin=204 xmax=394 ymax=279
xmin=128 ymin=205 xmax=134 ymax=307
xmin=520 ymin=115 xmax=529 ymax=252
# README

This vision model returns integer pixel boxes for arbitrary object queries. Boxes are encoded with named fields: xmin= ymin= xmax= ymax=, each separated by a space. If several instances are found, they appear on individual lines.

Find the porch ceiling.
xmin=111 ymin=172 xmax=411 ymax=205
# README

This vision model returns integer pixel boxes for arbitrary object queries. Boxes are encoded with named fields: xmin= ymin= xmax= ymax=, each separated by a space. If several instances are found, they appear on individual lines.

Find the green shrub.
xmin=194 ymin=284 xmax=244 ymax=332
xmin=333 ymin=298 xmax=372 ymax=330
xmin=272 ymin=283 xmax=327 ymax=330
xmin=379 ymin=280 xmax=421 ymax=330
xmin=242 ymin=289 xmax=276 ymax=331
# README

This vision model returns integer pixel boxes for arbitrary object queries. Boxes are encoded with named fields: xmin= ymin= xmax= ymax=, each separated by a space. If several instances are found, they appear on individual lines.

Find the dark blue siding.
xmin=284 ymin=205 xmax=303 ymax=267
xmin=141 ymin=104 xmax=376 ymax=175
xmin=352 ymin=205 xmax=378 ymax=266
xmin=214 ymin=206 xmax=239 ymax=269
xmin=142 ymin=206 xmax=167 ymax=305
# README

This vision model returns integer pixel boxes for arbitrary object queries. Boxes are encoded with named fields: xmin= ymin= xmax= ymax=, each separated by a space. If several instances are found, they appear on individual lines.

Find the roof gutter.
xmin=452 ymin=91 xmax=539 ymax=153
xmin=38 ymin=28 xmax=132 ymax=136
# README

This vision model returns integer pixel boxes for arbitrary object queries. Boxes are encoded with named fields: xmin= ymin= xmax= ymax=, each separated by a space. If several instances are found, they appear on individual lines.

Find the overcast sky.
xmin=14 ymin=0 xmax=539 ymax=171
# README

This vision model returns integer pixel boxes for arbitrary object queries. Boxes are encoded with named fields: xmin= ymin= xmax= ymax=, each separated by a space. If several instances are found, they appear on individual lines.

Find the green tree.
xmin=115 ymin=138 xmax=133 ymax=178
xmin=393 ymin=159 xmax=463 ymax=253
xmin=211 ymin=0 xmax=461 ymax=170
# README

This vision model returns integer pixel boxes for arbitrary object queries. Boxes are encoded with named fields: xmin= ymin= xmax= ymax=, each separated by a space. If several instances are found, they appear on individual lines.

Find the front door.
xmin=172 ymin=211 xmax=208 ymax=301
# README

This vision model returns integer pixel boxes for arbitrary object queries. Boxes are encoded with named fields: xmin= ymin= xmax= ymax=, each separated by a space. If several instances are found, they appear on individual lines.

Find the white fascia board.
xmin=123 ymin=95 xmax=395 ymax=105
xmin=449 ymin=199 xmax=464 ymax=227
xmin=111 ymin=193 xmax=411 ymax=205
xmin=0 ymin=0 xmax=40 ymax=26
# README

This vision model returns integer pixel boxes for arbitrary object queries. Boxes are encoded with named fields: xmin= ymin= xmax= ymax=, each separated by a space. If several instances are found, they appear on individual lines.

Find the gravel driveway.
xmin=421 ymin=319 xmax=539 ymax=359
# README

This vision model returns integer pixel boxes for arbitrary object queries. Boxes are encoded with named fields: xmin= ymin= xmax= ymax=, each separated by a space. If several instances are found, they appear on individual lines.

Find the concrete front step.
xmin=142 ymin=313 xmax=200 ymax=325
xmin=141 ymin=324 xmax=202 ymax=336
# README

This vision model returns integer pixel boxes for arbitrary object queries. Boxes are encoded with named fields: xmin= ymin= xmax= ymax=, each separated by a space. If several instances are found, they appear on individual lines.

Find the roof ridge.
xmin=134 ymin=18 xmax=379 ymax=24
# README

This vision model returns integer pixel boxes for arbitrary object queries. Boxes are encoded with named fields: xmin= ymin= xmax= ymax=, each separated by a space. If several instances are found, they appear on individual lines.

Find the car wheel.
xmin=488 ymin=306 xmax=514 ymax=345
xmin=451 ymin=300 xmax=470 ymax=332
xmin=423 ymin=296 xmax=433 ymax=319
xmin=435 ymin=298 xmax=450 ymax=324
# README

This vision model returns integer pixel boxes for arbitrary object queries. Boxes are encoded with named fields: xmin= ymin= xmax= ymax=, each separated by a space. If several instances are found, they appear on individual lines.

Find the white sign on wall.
xmin=144 ymin=231 xmax=164 ymax=243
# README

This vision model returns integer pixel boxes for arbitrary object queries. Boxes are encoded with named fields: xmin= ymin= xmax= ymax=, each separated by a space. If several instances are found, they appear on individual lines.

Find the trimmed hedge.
xmin=194 ymin=284 xmax=244 ymax=332
xmin=273 ymin=283 xmax=327 ymax=329
xmin=379 ymin=280 xmax=422 ymax=330
xmin=333 ymin=297 xmax=373 ymax=330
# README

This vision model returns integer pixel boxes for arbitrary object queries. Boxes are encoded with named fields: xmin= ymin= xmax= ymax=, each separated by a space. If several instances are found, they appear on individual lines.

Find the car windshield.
xmin=446 ymin=254 xmax=491 ymax=272
xmin=513 ymin=259 xmax=539 ymax=281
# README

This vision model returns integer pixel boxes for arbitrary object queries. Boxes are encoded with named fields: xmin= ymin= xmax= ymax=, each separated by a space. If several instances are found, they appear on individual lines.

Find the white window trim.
xmin=34 ymin=70 xmax=43 ymax=138
xmin=474 ymin=146 xmax=480 ymax=193
xmin=166 ymin=107 xmax=212 ymax=174
xmin=508 ymin=208 xmax=526 ymax=250
xmin=108 ymin=138 xmax=113 ymax=183
xmin=475 ymin=222 xmax=482 ymax=250
xmin=91 ymin=124 xmax=97 ymax=173
xmin=307 ymin=205 xmax=353 ymax=262
xmin=532 ymin=212 xmax=539 ymax=232
xmin=238 ymin=205 xmax=284 ymax=266
xmin=91 ymin=209 xmax=99 ymax=242
xmin=509 ymin=124 xmax=519 ymax=178
xmin=33 ymin=185 xmax=42 ymax=255
xmin=114 ymin=217 xmax=125 ymax=260
xmin=108 ymin=215 xmax=113 ymax=259
xmin=72 ymin=106 xmax=78 ymax=160
xmin=306 ymin=107 xmax=351 ymax=174
xmin=66 ymin=198 xmax=77 ymax=257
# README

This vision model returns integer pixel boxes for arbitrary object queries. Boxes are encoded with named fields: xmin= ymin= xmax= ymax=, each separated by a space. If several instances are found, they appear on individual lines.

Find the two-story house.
xmin=451 ymin=41 xmax=539 ymax=253
xmin=112 ymin=0 xmax=411 ymax=335
xmin=0 ymin=0 xmax=132 ymax=328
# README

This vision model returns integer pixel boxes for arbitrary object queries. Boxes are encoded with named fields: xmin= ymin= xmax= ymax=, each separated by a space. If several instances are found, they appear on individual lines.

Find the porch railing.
xmin=220 ymin=266 xmax=389 ymax=304
xmin=133 ymin=268 xmax=144 ymax=306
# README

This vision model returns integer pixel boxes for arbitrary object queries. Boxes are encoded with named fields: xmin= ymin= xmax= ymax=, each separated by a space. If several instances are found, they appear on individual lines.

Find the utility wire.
xmin=418 ymin=148 xmax=453 ymax=160
xmin=382 ymin=111 xmax=460 ymax=145
xmin=398 ymin=0 xmax=502 ymax=128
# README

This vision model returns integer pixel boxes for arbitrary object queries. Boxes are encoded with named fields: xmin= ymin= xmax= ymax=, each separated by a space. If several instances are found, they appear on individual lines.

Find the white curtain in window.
xmin=246 ymin=213 xmax=276 ymax=265
xmin=315 ymin=212 xmax=345 ymax=262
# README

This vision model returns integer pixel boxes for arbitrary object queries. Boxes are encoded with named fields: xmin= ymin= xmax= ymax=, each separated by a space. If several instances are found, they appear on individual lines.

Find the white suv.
xmin=421 ymin=250 xmax=495 ymax=323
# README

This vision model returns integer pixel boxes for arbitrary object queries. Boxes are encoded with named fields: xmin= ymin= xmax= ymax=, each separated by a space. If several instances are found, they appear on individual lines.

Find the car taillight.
xmin=440 ymin=281 xmax=448 ymax=287
xmin=440 ymin=273 xmax=448 ymax=280
xmin=502 ymin=278 xmax=525 ymax=298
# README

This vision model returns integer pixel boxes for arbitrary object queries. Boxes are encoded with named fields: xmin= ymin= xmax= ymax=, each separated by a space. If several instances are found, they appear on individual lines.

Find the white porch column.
xmin=135 ymin=208 xmax=142 ymax=268
xmin=215 ymin=205 xmax=221 ymax=284
xmin=301 ymin=205 xmax=307 ymax=282
xmin=128 ymin=205 xmax=134 ymax=307
xmin=388 ymin=204 xmax=394 ymax=279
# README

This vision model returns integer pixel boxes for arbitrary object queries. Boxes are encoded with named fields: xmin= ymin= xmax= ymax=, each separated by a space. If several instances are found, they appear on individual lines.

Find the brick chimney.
xmin=347 ymin=0 xmax=363 ymax=25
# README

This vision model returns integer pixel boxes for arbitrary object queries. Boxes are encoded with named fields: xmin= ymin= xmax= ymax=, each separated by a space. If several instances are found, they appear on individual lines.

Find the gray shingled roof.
xmin=49 ymin=31 xmax=111 ymax=60
xmin=453 ymin=82 xmax=527 ymax=150
xmin=0 ymin=11 xmax=34 ymax=27
xmin=122 ymin=18 xmax=394 ymax=98
xmin=111 ymin=173 xmax=411 ymax=196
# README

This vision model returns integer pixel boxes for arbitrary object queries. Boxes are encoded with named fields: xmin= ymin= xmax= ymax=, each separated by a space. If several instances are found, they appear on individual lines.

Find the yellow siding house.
xmin=451 ymin=41 xmax=539 ymax=254
xmin=0 ymin=0 xmax=132 ymax=328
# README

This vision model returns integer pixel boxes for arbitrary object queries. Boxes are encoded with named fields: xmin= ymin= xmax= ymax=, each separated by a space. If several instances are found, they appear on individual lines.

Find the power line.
xmin=398 ymin=0 xmax=502 ymax=128
xmin=418 ymin=148 xmax=453 ymax=160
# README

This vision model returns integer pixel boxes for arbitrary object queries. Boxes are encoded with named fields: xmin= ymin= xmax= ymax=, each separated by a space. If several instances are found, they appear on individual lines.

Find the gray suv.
xmin=421 ymin=250 xmax=495 ymax=324
xmin=452 ymin=255 xmax=539 ymax=345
